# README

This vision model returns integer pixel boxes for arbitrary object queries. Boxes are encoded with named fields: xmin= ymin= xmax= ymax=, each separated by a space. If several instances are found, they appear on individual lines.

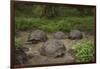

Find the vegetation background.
xmin=15 ymin=2 xmax=95 ymax=34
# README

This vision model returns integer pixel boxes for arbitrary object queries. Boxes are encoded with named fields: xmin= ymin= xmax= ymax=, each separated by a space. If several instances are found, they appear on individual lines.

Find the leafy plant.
xmin=73 ymin=40 xmax=95 ymax=62
xmin=15 ymin=40 xmax=22 ymax=50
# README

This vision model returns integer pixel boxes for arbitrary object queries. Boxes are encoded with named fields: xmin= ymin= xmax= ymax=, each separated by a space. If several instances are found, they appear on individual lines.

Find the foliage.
xmin=15 ymin=3 xmax=94 ymax=18
xmin=73 ymin=40 xmax=95 ymax=62
xmin=14 ymin=3 xmax=95 ymax=63
xmin=15 ymin=3 xmax=33 ymax=17
xmin=41 ymin=4 xmax=58 ymax=18
xmin=15 ymin=3 xmax=95 ymax=33
xmin=15 ymin=16 xmax=94 ymax=33
xmin=15 ymin=39 xmax=22 ymax=50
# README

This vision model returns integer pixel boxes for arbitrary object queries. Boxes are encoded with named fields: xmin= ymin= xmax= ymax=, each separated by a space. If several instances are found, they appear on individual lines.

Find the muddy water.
xmin=16 ymin=31 xmax=94 ymax=65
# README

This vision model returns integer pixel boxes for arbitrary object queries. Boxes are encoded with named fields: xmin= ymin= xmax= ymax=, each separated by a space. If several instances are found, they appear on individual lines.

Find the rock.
xmin=68 ymin=30 xmax=83 ymax=40
xmin=22 ymin=46 xmax=30 ymax=52
xmin=40 ymin=39 xmax=66 ymax=58
xmin=27 ymin=30 xmax=48 ymax=44
xmin=15 ymin=48 xmax=28 ymax=65
xmin=22 ymin=46 xmax=41 ymax=59
xmin=53 ymin=31 xmax=66 ymax=39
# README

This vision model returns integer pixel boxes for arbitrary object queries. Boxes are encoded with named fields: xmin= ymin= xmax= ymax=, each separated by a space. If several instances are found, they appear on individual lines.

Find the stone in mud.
xmin=22 ymin=45 xmax=40 ymax=59
xmin=68 ymin=30 xmax=83 ymax=40
xmin=27 ymin=30 xmax=48 ymax=44
xmin=53 ymin=31 xmax=66 ymax=39
xmin=40 ymin=39 xmax=66 ymax=58
xmin=15 ymin=48 xmax=29 ymax=65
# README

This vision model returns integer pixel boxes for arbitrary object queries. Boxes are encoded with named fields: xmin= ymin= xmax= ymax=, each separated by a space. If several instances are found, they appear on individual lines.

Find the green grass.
xmin=15 ymin=16 xmax=94 ymax=33
xmin=15 ymin=39 xmax=22 ymax=50
xmin=73 ymin=39 xmax=95 ymax=62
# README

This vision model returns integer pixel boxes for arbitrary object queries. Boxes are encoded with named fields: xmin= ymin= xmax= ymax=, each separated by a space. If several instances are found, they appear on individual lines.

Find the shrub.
xmin=73 ymin=40 xmax=95 ymax=62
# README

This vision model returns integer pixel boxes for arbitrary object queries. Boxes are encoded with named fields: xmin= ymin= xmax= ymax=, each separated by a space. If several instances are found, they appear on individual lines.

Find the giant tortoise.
xmin=27 ymin=30 xmax=48 ymax=44
xmin=40 ymin=39 xmax=66 ymax=58
xmin=68 ymin=30 xmax=83 ymax=40
xmin=53 ymin=31 xmax=66 ymax=39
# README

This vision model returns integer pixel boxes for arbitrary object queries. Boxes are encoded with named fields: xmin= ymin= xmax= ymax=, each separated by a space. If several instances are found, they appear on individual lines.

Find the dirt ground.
xmin=15 ymin=31 xmax=94 ymax=65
